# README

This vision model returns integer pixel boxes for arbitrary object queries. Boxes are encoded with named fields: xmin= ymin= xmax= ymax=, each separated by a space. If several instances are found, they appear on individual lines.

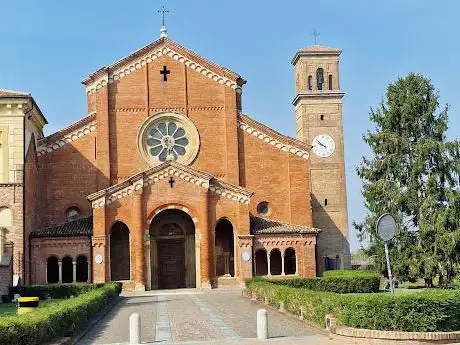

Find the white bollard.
xmin=129 ymin=312 xmax=141 ymax=345
xmin=257 ymin=308 xmax=268 ymax=340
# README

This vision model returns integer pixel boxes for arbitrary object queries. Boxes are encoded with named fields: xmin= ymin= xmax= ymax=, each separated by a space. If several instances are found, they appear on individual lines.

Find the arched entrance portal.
xmin=150 ymin=209 xmax=196 ymax=289
xmin=215 ymin=218 xmax=234 ymax=277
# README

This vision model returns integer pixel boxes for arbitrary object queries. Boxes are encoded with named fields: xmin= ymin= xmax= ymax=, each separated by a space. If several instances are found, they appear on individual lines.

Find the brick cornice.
xmin=238 ymin=114 xmax=310 ymax=160
xmin=37 ymin=113 xmax=97 ymax=156
xmin=88 ymin=161 xmax=253 ymax=208
xmin=83 ymin=39 xmax=243 ymax=95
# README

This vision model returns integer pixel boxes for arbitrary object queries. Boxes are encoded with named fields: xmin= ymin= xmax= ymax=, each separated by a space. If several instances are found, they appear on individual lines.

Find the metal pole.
xmin=257 ymin=309 xmax=268 ymax=340
xmin=384 ymin=242 xmax=394 ymax=295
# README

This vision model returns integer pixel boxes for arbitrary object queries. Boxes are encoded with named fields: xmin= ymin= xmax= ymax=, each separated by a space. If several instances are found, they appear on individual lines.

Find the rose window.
xmin=138 ymin=112 xmax=200 ymax=167
xmin=147 ymin=122 xmax=189 ymax=162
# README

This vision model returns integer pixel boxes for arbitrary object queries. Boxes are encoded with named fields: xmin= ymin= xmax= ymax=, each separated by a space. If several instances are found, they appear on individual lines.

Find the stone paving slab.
xmin=76 ymin=288 xmax=319 ymax=345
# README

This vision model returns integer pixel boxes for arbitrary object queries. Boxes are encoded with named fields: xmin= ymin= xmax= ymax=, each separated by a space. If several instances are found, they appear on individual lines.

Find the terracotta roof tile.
xmin=30 ymin=217 xmax=93 ymax=238
xmin=250 ymin=215 xmax=319 ymax=235
xmin=0 ymin=89 xmax=30 ymax=97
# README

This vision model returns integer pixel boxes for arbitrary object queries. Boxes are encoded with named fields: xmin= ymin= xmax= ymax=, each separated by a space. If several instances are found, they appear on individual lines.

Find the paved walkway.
xmin=76 ymin=288 xmax=326 ymax=345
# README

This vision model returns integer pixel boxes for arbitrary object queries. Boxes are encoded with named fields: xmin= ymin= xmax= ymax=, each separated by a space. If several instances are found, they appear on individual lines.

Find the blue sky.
xmin=2 ymin=1 xmax=459 ymax=250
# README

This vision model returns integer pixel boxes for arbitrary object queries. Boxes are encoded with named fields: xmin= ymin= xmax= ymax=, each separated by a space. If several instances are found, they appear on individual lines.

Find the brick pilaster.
xmin=131 ymin=191 xmax=145 ymax=290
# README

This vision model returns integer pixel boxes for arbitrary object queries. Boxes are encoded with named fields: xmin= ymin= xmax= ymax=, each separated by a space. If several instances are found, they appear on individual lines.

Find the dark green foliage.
xmin=269 ymin=271 xmax=381 ymax=293
xmin=245 ymin=279 xmax=460 ymax=332
xmin=0 ymin=283 xmax=120 ymax=345
xmin=355 ymin=74 xmax=460 ymax=285
xmin=9 ymin=282 xmax=122 ymax=300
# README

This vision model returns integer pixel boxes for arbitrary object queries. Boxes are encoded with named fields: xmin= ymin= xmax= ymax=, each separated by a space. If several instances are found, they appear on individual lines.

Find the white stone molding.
xmin=88 ymin=162 xmax=253 ymax=209
xmin=86 ymin=46 xmax=242 ymax=95
xmin=37 ymin=121 xmax=97 ymax=156
xmin=238 ymin=121 xmax=310 ymax=160
xmin=209 ymin=180 xmax=251 ymax=205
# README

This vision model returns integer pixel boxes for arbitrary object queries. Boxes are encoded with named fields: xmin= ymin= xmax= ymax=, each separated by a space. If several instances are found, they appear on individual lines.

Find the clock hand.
xmin=317 ymin=141 xmax=327 ymax=148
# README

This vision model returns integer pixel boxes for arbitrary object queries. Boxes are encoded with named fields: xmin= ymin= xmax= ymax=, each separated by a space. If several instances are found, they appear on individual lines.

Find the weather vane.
xmin=312 ymin=29 xmax=320 ymax=44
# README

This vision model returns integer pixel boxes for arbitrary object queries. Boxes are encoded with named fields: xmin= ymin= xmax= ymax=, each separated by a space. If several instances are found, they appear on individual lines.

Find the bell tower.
xmin=292 ymin=45 xmax=350 ymax=274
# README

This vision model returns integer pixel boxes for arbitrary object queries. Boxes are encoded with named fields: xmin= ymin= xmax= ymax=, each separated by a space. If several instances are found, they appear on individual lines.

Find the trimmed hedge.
xmin=269 ymin=271 xmax=381 ymax=293
xmin=0 ymin=283 xmax=120 ymax=345
xmin=245 ymin=279 xmax=460 ymax=332
xmin=9 ymin=282 xmax=122 ymax=300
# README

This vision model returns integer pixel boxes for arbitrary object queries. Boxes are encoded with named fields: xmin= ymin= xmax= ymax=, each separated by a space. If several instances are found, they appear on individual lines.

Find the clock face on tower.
xmin=312 ymin=134 xmax=335 ymax=158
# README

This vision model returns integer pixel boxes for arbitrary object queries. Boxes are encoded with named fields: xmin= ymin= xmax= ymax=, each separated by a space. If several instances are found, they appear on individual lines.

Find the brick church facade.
xmin=0 ymin=33 xmax=350 ymax=292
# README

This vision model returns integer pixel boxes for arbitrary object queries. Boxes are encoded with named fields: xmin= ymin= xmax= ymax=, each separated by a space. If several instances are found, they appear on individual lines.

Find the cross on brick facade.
xmin=168 ymin=176 xmax=175 ymax=188
xmin=160 ymin=65 xmax=170 ymax=81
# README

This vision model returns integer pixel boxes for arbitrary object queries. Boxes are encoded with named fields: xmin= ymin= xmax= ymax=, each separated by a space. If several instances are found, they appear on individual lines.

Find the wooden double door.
xmin=157 ymin=238 xmax=186 ymax=289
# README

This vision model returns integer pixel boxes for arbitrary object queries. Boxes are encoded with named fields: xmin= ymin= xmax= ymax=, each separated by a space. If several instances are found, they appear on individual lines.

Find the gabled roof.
xmin=0 ymin=89 xmax=48 ymax=126
xmin=88 ymin=161 xmax=253 ymax=208
xmin=238 ymin=114 xmax=311 ymax=160
xmin=30 ymin=216 xmax=93 ymax=238
xmin=37 ymin=112 xmax=96 ymax=156
xmin=83 ymin=37 xmax=246 ymax=95
xmin=250 ymin=215 xmax=319 ymax=235
xmin=0 ymin=89 xmax=30 ymax=97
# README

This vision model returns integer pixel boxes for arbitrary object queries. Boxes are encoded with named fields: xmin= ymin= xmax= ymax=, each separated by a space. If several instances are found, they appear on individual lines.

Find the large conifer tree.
xmin=355 ymin=73 xmax=460 ymax=285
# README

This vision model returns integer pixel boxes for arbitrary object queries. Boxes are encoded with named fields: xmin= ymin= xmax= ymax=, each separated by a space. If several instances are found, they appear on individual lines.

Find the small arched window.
xmin=328 ymin=74 xmax=333 ymax=90
xmin=66 ymin=207 xmax=81 ymax=222
xmin=307 ymin=75 xmax=313 ymax=90
xmin=316 ymin=68 xmax=324 ymax=90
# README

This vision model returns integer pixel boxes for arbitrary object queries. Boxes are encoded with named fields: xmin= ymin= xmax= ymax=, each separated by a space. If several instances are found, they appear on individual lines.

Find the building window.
xmin=328 ymin=74 xmax=333 ymax=90
xmin=324 ymin=199 xmax=328 ymax=206
xmin=66 ymin=207 xmax=81 ymax=222
xmin=147 ymin=121 xmax=189 ymax=162
xmin=257 ymin=201 xmax=270 ymax=216
xmin=316 ymin=68 xmax=324 ymax=90
xmin=320 ymin=115 xmax=325 ymax=121
xmin=307 ymin=75 xmax=313 ymax=90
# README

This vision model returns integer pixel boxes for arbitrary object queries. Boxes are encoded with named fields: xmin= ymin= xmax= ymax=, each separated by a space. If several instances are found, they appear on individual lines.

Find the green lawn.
xmin=0 ymin=303 xmax=17 ymax=316
xmin=0 ymin=299 xmax=62 ymax=316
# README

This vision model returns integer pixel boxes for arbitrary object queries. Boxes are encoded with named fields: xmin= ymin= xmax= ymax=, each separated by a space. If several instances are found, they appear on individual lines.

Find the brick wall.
xmin=24 ymin=136 xmax=40 ymax=284
xmin=38 ymin=132 xmax=97 ymax=228
xmin=0 ymin=243 xmax=13 ymax=296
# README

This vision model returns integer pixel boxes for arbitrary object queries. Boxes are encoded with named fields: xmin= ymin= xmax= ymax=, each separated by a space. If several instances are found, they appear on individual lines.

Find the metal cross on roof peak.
xmin=158 ymin=5 xmax=169 ymax=27
xmin=312 ymin=29 xmax=320 ymax=44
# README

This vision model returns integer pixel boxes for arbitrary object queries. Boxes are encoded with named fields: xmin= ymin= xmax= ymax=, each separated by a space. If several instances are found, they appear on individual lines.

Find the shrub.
xmin=245 ymin=279 xmax=460 ymax=332
xmin=268 ymin=271 xmax=381 ymax=293
xmin=0 ymin=283 xmax=120 ymax=345
xmin=9 ymin=282 xmax=122 ymax=300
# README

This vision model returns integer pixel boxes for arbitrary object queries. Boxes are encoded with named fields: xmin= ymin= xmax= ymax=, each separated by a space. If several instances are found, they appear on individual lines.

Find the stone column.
xmin=266 ymin=251 xmax=271 ymax=276
xmin=87 ymin=261 xmax=91 ymax=283
xmin=58 ymin=261 xmax=62 ymax=283
xmin=131 ymin=191 xmax=145 ymax=290
xmin=253 ymin=251 xmax=257 ymax=275
xmin=281 ymin=251 xmax=285 ymax=276
xmin=72 ymin=261 xmax=77 ymax=283
xmin=45 ymin=260 xmax=48 ymax=284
